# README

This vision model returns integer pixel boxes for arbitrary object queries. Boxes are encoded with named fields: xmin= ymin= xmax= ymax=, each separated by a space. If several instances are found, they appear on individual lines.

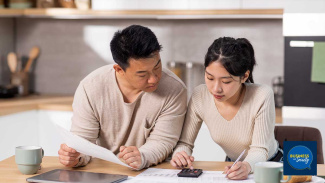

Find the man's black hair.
xmin=110 ymin=25 xmax=162 ymax=70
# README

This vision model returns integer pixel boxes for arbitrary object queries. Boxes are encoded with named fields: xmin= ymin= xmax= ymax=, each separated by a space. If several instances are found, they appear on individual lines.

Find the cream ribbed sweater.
xmin=173 ymin=83 xmax=277 ymax=172
xmin=70 ymin=64 xmax=187 ymax=169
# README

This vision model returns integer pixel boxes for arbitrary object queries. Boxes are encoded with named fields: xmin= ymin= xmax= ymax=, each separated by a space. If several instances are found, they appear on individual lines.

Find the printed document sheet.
xmin=56 ymin=125 xmax=130 ymax=168
xmin=125 ymin=168 xmax=255 ymax=183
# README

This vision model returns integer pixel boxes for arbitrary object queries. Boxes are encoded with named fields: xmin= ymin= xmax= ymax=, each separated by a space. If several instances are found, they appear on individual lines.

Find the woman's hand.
xmin=223 ymin=161 xmax=251 ymax=180
xmin=170 ymin=151 xmax=194 ymax=169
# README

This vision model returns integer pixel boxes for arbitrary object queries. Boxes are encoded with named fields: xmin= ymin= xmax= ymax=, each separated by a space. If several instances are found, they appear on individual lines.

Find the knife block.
xmin=11 ymin=71 xmax=29 ymax=96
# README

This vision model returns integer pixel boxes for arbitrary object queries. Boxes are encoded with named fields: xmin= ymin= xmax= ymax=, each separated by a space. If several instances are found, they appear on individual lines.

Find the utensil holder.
xmin=11 ymin=71 xmax=29 ymax=96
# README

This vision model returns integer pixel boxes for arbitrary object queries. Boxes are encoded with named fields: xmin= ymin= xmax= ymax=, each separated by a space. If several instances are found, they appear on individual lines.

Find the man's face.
xmin=123 ymin=52 xmax=162 ymax=92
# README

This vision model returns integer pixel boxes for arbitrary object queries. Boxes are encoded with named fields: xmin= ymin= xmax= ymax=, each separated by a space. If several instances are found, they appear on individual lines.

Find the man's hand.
xmin=170 ymin=151 xmax=194 ymax=169
xmin=118 ymin=146 xmax=142 ymax=169
xmin=58 ymin=143 xmax=80 ymax=167
xmin=223 ymin=161 xmax=251 ymax=180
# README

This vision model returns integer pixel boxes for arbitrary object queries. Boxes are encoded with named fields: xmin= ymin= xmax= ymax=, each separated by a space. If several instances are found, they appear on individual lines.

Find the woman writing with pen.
xmin=170 ymin=37 xmax=283 ymax=180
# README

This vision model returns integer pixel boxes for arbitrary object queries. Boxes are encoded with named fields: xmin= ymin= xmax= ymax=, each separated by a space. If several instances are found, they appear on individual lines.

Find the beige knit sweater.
xmin=70 ymin=64 xmax=187 ymax=169
xmin=173 ymin=83 xmax=277 ymax=172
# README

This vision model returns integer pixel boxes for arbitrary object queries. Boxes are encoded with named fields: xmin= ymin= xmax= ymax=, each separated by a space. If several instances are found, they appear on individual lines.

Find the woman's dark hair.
xmin=110 ymin=25 xmax=162 ymax=70
xmin=204 ymin=37 xmax=256 ymax=83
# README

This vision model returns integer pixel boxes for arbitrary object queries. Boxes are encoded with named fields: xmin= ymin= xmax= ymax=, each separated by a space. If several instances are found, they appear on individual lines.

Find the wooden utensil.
xmin=7 ymin=52 xmax=17 ymax=73
xmin=24 ymin=46 xmax=40 ymax=72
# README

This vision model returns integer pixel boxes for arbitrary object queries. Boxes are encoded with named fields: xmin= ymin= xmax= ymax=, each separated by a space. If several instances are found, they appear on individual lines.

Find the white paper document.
xmin=124 ymin=168 xmax=255 ymax=183
xmin=56 ymin=125 xmax=130 ymax=168
xmin=125 ymin=168 xmax=325 ymax=183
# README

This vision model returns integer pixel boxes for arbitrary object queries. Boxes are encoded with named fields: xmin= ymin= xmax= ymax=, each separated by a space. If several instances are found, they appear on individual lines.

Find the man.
xmin=58 ymin=25 xmax=187 ymax=170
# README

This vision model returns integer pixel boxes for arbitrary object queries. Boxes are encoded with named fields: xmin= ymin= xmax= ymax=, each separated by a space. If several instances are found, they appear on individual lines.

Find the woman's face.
xmin=205 ymin=61 xmax=244 ymax=102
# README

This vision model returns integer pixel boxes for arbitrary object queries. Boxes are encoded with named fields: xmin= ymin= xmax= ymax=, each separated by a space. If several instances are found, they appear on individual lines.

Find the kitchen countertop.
xmin=0 ymin=95 xmax=283 ymax=123
xmin=0 ymin=95 xmax=73 ymax=116
xmin=275 ymin=107 xmax=282 ymax=123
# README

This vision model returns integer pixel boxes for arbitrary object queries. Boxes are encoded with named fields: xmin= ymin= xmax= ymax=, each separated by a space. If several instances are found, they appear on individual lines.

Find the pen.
xmin=225 ymin=149 xmax=246 ymax=178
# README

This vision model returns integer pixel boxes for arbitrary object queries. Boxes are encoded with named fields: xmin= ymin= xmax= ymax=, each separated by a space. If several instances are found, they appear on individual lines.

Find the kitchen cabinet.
xmin=0 ymin=95 xmax=73 ymax=161
xmin=0 ymin=110 xmax=72 ymax=161
xmin=0 ymin=95 xmax=283 ymax=162
xmin=91 ymin=0 xmax=325 ymax=13
xmin=0 ymin=109 xmax=227 ymax=162
xmin=242 ymin=0 xmax=325 ymax=13
xmin=0 ymin=110 xmax=38 ymax=161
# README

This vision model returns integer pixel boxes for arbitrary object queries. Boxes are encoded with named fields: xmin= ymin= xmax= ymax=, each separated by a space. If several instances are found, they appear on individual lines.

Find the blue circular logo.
xmin=287 ymin=145 xmax=313 ymax=170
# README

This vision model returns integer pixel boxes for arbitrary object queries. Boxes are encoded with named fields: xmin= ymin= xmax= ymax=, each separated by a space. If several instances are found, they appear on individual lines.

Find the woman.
xmin=171 ymin=37 xmax=283 ymax=180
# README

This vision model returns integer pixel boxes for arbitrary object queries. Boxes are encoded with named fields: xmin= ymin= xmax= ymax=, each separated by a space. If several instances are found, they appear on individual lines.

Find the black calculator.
xmin=177 ymin=168 xmax=203 ymax=178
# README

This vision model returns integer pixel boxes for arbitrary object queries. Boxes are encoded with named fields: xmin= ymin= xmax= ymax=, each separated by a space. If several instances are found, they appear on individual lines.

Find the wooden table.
xmin=1 ymin=156 xmax=325 ymax=182
xmin=0 ymin=156 xmax=230 ymax=182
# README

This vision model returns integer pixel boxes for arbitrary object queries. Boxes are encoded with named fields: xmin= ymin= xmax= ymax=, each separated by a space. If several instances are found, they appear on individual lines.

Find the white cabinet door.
xmin=92 ymin=0 xmax=241 ymax=10
xmin=0 ymin=110 xmax=73 ymax=161
xmin=0 ymin=109 xmax=228 ymax=162
xmin=38 ymin=110 xmax=73 ymax=156
xmin=242 ymin=0 xmax=325 ymax=13
xmin=0 ymin=111 xmax=39 ymax=161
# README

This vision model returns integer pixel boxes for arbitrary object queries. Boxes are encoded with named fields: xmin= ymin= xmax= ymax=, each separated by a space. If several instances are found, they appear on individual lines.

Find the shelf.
xmin=0 ymin=9 xmax=24 ymax=17
xmin=0 ymin=8 xmax=283 ymax=19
